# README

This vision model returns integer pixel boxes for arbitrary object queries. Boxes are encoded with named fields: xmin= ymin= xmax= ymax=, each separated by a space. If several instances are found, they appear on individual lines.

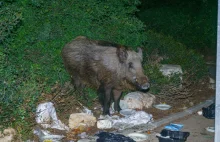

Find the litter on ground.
xmin=97 ymin=111 xmax=153 ymax=130
xmin=35 ymin=102 xmax=69 ymax=130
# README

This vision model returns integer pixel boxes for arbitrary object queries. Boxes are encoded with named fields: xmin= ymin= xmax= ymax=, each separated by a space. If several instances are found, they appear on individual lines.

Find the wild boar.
xmin=61 ymin=36 xmax=150 ymax=115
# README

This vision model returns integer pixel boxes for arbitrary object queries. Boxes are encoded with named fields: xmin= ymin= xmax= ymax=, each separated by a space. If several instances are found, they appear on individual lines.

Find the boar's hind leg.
xmin=98 ymin=84 xmax=112 ymax=115
xmin=71 ymin=75 xmax=88 ymax=101
xmin=112 ymin=89 xmax=122 ymax=112
xmin=71 ymin=74 xmax=84 ymax=89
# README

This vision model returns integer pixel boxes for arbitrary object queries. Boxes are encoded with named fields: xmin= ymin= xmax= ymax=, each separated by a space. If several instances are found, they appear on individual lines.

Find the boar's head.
xmin=117 ymin=47 xmax=150 ymax=91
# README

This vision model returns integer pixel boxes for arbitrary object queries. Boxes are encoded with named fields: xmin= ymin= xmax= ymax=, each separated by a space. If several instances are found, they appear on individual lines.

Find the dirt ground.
xmin=144 ymin=80 xmax=215 ymax=120
xmin=33 ymin=75 xmax=215 ymax=141
xmin=148 ymin=114 xmax=214 ymax=142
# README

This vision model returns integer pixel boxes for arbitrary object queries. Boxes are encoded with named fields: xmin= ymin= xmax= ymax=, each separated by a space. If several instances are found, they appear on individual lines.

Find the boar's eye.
xmin=128 ymin=62 xmax=133 ymax=68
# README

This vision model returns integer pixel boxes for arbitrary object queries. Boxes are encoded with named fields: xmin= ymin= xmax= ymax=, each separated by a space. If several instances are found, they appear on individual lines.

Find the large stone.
xmin=69 ymin=113 xmax=96 ymax=129
xmin=124 ymin=92 xmax=156 ymax=110
xmin=159 ymin=64 xmax=183 ymax=78
xmin=209 ymin=77 xmax=215 ymax=89
xmin=0 ymin=128 xmax=17 ymax=142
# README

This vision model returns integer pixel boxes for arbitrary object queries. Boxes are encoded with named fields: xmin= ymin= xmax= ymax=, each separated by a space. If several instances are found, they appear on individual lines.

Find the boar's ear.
xmin=137 ymin=47 xmax=143 ymax=61
xmin=117 ymin=47 xmax=128 ymax=63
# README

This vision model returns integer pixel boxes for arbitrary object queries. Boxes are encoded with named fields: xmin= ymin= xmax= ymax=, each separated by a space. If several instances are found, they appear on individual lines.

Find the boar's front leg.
xmin=98 ymin=83 xmax=112 ymax=115
xmin=112 ymin=89 xmax=122 ymax=112
xmin=103 ymin=88 xmax=112 ymax=115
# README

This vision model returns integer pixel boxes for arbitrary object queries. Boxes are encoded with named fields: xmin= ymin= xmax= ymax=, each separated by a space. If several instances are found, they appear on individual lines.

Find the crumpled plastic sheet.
xmin=35 ymin=102 xmax=69 ymax=131
xmin=33 ymin=127 xmax=65 ymax=142
xmin=78 ymin=132 xmax=88 ymax=139
xmin=81 ymin=106 xmax=93 ymax=116
xmin=113 ymin=111 xmax=153 ymax=130
xmin=97 ymin=111 xmax=153 ymax=130
xmin=96 ymin=132 xmax=135 ymax=142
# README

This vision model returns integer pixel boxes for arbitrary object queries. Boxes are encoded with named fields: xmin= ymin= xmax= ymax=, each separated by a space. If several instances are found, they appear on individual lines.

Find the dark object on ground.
xmin=62 ymin=36 xmax=150 ymax=115
xmin=96 ymin=132 xmax=135 ymax=142
xmin=160 ymin=129 xmax=190 ymax=141
xmin=208 ymin=65 xmax=216 ymax=79
xmin=156 ymin=136 xmax=186 ymax=142
xmin=202 ymin=103 xmax=215 ymax=119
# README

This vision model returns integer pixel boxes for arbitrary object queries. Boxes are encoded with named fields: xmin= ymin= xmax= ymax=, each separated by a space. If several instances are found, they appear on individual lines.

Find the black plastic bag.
xmin=157 ymin=129 xmax=190 ymax=142
xmin=96 ymin=132 xmax=135 ymax=142
xmin=160 ymin=129 xmax=190 ymax=141
xmin=202 ymin=103 xmax=215 ymax=119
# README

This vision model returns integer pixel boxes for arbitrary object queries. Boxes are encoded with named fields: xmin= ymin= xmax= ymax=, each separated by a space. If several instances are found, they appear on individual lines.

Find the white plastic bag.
xmin=33 ymin=128 xmax=65 ymax=142
xmin=112 ymin=111 xmax=153 ymax=130
xmin=36 ymin=102 xmax=69 ymax=130
xmin=97 ymin=111 xmax=153 ymax=130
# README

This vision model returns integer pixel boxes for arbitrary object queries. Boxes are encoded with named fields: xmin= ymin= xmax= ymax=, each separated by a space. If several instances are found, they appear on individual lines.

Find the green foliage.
xmin=144 ymin=30 xmax=207 ymax=82
xmin=143 ymin=30 xmax=206 ymax=96
xmin=0 ymin=0 xmax=146 ymax=139
xmin=74 ymin=0 xmax=145 ymax=46
xmin=82 ymin=88 xmax=97 ymax=107
xmin=0 ymin=0 xmax=209 ymax=139
xmin=0 ymin=49 xmax=4 ymax=75
xmin=138 ymin=0 xmax=217 ymax=55
xmin=0 ymin=4 xmax=22 ymax=43
xmin=0 ymin=46 xmax=41 ymax=138
xmin=144 ymin=64 xmax=183 ymax=95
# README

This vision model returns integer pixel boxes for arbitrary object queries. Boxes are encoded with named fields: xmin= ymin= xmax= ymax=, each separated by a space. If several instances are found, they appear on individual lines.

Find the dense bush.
xmin=0 ymin=0 xmax=209 ymax=139
xmin=0 ymin=3 xmax=22 ymax=43
xmin=0 ymin=0 xmax=146 ymax=139
xmin=144 ymin=30 xmax=207 ymax=80
xmin=138 ymin=0 xmax=217 ymax=55
xmin=143 ymin=30 xmax=207 ymax=96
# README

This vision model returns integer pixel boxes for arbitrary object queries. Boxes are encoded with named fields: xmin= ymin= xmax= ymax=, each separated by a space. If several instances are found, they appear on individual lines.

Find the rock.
xmin=209 ymin=77 xmax=215 ymax=89
xmin=124 ymin=92 xmax=143 ymax=109
xmin=111 ymin=100 xmax=129 ymax=111
xmin=209 ymin=84 xmax=215 ymax=90
xmin=124 ymin=92 xmax=156 ymax=110
xmin=69 ymin=113 xmax=96 ymax=129
xmin=159 ymin=64 xmax=183 ymax=88
xmin=159 ymin=64 xmax=183 ymax=79
xmin=189 ymin=102 xmax=194 ymax=106
xmin=209 ymin=77 xmax=215 ymax=84
xmin=0 ymin=128 xmax=17 ymax=142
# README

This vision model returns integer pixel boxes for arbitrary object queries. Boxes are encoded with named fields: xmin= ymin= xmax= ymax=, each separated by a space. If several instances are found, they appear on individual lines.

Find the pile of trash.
xmin=32 ymin=92 xmax=155 ymax=141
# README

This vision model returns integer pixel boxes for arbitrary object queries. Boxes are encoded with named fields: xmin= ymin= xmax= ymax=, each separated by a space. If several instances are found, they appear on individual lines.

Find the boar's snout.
xmin=136 ymin=76 xmax=150 ymax=90
xmin=141 ymin=82 xmax=150 ymax=90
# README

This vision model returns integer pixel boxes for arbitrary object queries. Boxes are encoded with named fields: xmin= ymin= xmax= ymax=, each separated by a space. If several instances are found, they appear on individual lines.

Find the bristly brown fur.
xmin=61 ymin=36 xmax=149 ymax=114
xmin=95 ymin=40 xmax=128 ymax=49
